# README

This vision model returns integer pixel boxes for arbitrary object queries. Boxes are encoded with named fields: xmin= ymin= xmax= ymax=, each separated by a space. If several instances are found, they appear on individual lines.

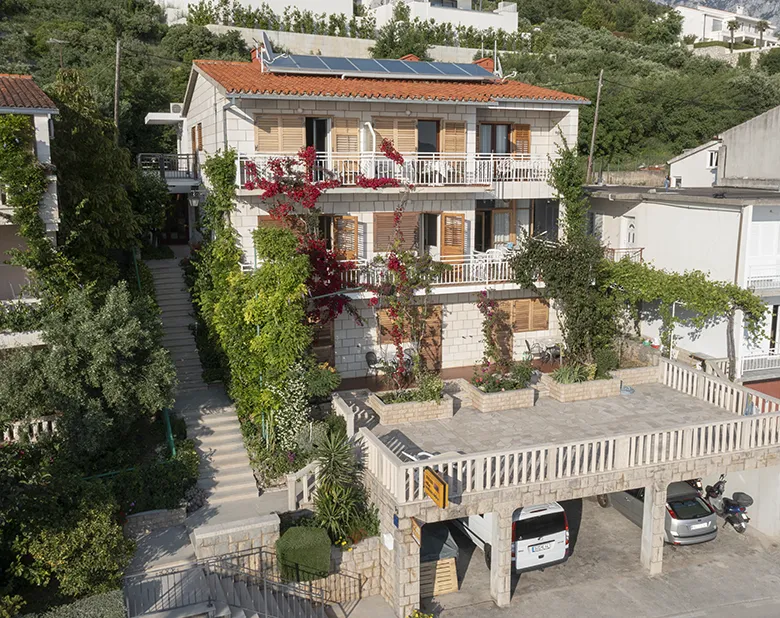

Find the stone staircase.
xmin=147 ymin=259 xmax=259 ymax=513
xmin=125 ymin=561 xmax=325 ymax=618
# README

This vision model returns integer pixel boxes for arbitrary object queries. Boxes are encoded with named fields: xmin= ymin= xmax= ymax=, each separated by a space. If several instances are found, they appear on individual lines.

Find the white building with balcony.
xmin=677 ymin=4 xmax=778 ymax=47
xmin=168 ymin=46 xmax=586 ymax=379
xmin=155 ymin=0 xmax=355 ymax=24
xmin=368 ymin=0 xmax=519 ymax=32
xmin=0 ymin=74 xmax=59 ymax=302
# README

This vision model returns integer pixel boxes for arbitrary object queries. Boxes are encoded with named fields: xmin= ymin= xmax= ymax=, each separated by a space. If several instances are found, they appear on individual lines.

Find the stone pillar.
xmin=489 ymin=509 xmax=513 ymax=608
xmin=640 ymin=483 xmax=667 ymax=576
xmin=394 ymin=523 xmax=420 ymax=618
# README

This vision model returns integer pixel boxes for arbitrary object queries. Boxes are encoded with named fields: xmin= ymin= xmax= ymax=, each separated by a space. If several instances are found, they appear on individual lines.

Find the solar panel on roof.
xmin=289 ymin=55 xmax=329 ymax=70
xmin=459 ymin=63 xmax=494 ymax=77
xmin=321 ymin=57 xmax=358 ymax=72
xmin=349 ymin=58 xmax=389 ymax=72
xmin=377 ymin=59 xmax=413 ymax=73
xmin=428 ymin=62 xmax=469 ymax=76
xmin=267 ymin=55 xmax=298 ymax=68
xmin=405 ymin=62 xmax=445 ymax=76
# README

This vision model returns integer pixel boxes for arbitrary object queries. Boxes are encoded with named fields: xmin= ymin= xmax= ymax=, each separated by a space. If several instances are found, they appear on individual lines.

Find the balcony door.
xmin=305 ymin=117 xmax=329 ymax=154
xmin=417 ymin=121 xmax=439 ymax=154
xmin=479 ymin=124 xmax=510 ymax=154
xmin=475 ymin=200 xmax=514 ymax=252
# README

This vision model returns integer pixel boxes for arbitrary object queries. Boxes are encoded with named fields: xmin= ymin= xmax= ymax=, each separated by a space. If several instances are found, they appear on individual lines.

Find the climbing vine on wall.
xmin=0 ymin=115 xmax=75 ymax=297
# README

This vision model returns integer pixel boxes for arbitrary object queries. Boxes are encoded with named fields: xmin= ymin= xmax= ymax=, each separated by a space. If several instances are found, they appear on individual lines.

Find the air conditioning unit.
xmin=170 ymin=102 xmax=184 ymax=114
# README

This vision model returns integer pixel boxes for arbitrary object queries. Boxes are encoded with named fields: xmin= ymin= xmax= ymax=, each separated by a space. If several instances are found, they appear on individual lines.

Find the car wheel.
xmin=484 ymin=544 xmax=492 ymax=570
xmin=596 ymin=494 xmax=610 ymax=508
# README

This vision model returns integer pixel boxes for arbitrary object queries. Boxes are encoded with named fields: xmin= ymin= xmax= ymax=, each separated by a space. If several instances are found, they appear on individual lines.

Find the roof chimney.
xmin=473 ymin=57 xmax=494 ymax=73
xmin=251 ymin=47 xmax=262 ymax=63
xmin=400 ymin=53 xmax=420 ymax=62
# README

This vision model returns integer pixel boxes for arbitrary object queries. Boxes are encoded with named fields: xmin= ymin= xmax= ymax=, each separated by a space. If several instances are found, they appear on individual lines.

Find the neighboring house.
xmin=718 ymin=104 xmax=780 ymax=190
xmin=0 ymin=74 xmax=59 ymax=302
xmin=588 ymin=184 xmax=780 ymax=394
xmin=667 ymin=139 xmax=721 ymax=188
xmin=155 ymin=0 xmax=355 ymax=24
xmin=148 ymin=44 xmax=587 ymax=379
xmin=368 ymin=0 xmax=519 ymax=32
xmin=677 ymin=4 xmax=778 ymax=47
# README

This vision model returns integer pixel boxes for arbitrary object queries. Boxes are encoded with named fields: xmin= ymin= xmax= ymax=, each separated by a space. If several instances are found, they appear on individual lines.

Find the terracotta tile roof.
xmin=193 ymin=60 xmax=588 ymax=104
xmin=0 ymin=74 xmax=57 ymax=111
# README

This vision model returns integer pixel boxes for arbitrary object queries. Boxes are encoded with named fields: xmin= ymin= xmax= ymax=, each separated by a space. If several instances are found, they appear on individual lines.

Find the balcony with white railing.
xmin=746 ymin=265 xmax=780 ymax=293
xmin=741 ymin=352 xmax=780 ymax=378
xmin=137 ymin=153 xmax=199 ymax=187
xmin=604 ymin=247 xmax=644 ymax=263
xmin=236 ymin=152 xmax=553 ymax=193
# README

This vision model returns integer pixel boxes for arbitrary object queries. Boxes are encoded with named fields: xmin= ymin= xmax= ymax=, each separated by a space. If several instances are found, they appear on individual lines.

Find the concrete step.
xmin=157 ymin=298 xmax=192 ymax=308
xmin=175 ymin=359 xmax=204 ymax=370
xmin=198 ymin=474 xmax=257 ymax=496
xmin=195 ymin=432 xmax=245 ymax=452
xmin=162 ymin=317 xmax=197 ymax=328
xmin=207 ymin=486 xmax=260 ymax=506
xmin=162 ymin=309 xmax=195 ymax=320
xmin=162 ymin=334 xmax=196 ymax=345
xmin=199 ymin=457 xmax=252 ymax=475
xmin=171 ymin=352 xmax=201 ymax=364
xmin=198 ymin=465 xmax=252 ymax=485
xmin=183 ymin=413 xmax=241 ymax=428
xmin=200 ymin=448 xmax=252 ymax=468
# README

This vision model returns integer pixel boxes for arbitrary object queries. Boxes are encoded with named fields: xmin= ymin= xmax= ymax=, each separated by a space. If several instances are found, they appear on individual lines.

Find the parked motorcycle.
xmin=704 ymin=474 xmax=754 ymax=533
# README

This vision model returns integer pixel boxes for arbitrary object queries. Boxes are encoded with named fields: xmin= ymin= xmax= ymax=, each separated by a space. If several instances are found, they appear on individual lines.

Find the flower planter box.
xmin=455 ymin=378 xmax=534 ymax=413
xmin=612 ymin=365 xmax=661 ymax=386
xmin=367 ymin=392 xmax=454 ymax=424
xmin=540 ymin=373 xmax=621 ymax=403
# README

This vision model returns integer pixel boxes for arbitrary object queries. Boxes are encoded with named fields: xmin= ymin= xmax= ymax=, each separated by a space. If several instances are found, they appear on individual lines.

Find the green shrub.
xmin=141 ymin=244 xmax=175 ymax=260
xmin=0 ymin=302 xmax=45 ymax=333
xmin=276 ymin=527 xmax=331 ymax=582
xmin=472 ymin=361 xmax=533 ymax=392
xmin=21 ymin=590 xmax=125 ymax=618
xmin=594 ymin=347 xmax=619 ymax=379
xmin=305 ymin=362 xmax=342 ymax=399
xmin=552 ymin=364 xmax=590 ymax=384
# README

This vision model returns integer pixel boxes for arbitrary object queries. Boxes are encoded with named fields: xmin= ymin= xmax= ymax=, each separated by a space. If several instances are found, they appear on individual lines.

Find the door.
xmin=333 ymin=215 xmax=358 ymax=260
xmin=474 ymin=210 xmax=491 ymax=253
xmin=621 ymin=216 xmax=637 ymax=248
xmin=305 ymin=117 xmax=329 ymax=153
xmin=418 ymin=305 xmax=442 ymax=372
xmin=440 ymin=213 xmax=465 ymax=261
xmin=158 ymin=193 xmax=189 ymax=245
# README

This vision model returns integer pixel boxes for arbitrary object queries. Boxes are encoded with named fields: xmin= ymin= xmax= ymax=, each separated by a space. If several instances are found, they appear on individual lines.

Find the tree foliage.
xmin=759 ymin=48 xmax=780 ymax=75
xmin=370 ymin=3 xmax=433 ymax=61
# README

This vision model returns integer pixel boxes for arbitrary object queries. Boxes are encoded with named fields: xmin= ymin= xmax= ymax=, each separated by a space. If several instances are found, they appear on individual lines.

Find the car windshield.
xmin=668 ymin=496 xmax=712 ymax=520
xmin=513 ymin=512 xmax=565 ymax=541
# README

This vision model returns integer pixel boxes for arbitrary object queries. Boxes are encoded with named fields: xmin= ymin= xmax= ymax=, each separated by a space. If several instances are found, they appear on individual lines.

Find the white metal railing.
xmin=747 ymin=265 xmax=780 ymax=291
xmin=2 ymin=415 xmax=58 ymax=443
xmin=342 ymin=252 xmax=515 ymax=289
xmin=604 ymin=247 xmax=643 ymax=263
xmin=137 ymin=153 xmax=198 ymax=181
xmin=741 ymin=352 xmax=780 ymax=375
xmin=237 ymin=152 xmax=553 ymax=189
xmin=354 ymin=357 xmax=780 ymax=504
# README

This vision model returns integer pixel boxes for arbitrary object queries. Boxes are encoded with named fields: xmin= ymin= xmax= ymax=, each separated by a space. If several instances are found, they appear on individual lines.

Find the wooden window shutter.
xmin=511 ymin=124 xmax=531 ymax=156
xmin=440 ymin=213 xmax=465 ymax=258
xmin=530 ymin=298 xmax=550 ymax=331
xmin=197 ymin=123 xmax=203 ymax=151
xmin=254 ymin=116 xmax=280 ymax=152
xmin=377 ymin=309 xmax=411 ymax=344
xmin=442 ymin=121 xmax=466 ymax=153
xmin=395 ymin=119 xmax=417 ymax=153
xmin=191 ymin=126 xmax=197 ymax=154
xmin=333 ymin=215 xmax=359 ymax=259
xmin=257 ymin=215 xmax=286 ymax=228
xmin=280 ymin=115 xmax=305 ymax=152
xmin=332 ymin=118 xmax=359 ymax=153
xmin=495 ymin=300 xmax=514 ymax=358
xmin=311 ymin=319 xmax=335 ymax=365
xmin=419 ymin=305 xmax=443 ymax=371
xmin=373 ymin=213 xmax=419 ymax=251
xmin=373 ymin=118 xmax=394 ymax=147
xmin=512 ymin=299 xmax=531 ymax=332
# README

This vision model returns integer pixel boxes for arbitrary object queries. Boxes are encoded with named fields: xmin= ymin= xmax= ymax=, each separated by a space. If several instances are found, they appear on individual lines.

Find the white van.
xmin=453 ymin=503 xmax=570 ymax=573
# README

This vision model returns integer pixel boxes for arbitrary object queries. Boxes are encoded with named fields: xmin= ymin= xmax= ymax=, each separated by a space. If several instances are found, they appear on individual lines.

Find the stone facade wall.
xmin=368 ymin=392 xmax=454 ymax=424
xmin=123 ymin=507 xmax=186 ymax=539
xmin=540 ymin=374 xmax=621 ymax=403
xmin=325 ymin=537 xmax=382 ymax=599
xmin=612 ymin=365 xmax=661 ymax=386
xmin=453 ymin=377 xmax=534 ymax=412
xmin=191 ymin=514 xmax=280 ymax=560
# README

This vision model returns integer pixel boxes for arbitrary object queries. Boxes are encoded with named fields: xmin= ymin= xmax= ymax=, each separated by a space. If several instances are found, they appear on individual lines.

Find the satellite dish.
xmin=261 ymin=31 xmax=274 ymax=60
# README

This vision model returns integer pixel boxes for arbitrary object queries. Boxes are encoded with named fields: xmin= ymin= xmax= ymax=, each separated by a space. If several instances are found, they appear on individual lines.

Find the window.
xmin=513 ymin=512 xmax=566 ymax=541
xmin=712 ymin=19 xmax=722 ymax=32
xmin=674 ymin=176 xmax=683 ymax=188
xmin=587 ymin=212 xmax=602 ymax=239
xmin=771 ymin=305 xmax=779 ymax=351
xmin=422 ymin=213 xmax=438 ymax=249
xmin=531 ymin=199 xmax=559 ymax=239
xmin=305 ymin=117 xmax=329 ymax=153
xmin=374 ymin=212 xmax=419 ymax=251
xmin=319 ymin=215 xmax=333 ymax=250
xmin=190 ymin=126 xmax=197 ymax=154
xmin=196 ymin=123 xmax=203 ymax=151
xmin=668 ymin=497 xmax=712 ymax=520
xmin=707 ymin=150 xmax=719 ymax=168
xmin=474 ymin=210 xmax=492 ymax=252
xmin=417 ymin=120 xmax=439 ymax=153
xmin=431 ymin=0 xmax=457 ymax=6
xmin=479 ymin=124 xmax=510 ymax=154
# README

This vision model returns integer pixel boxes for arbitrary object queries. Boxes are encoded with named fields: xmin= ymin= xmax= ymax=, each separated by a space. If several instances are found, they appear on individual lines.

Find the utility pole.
xmin=113 ymin=38 xmax=121 ymax=143
xmin=586 ymin=68 xmax=604 ymax=186
xmin=47 ymin=39 xmax=68 ymax=69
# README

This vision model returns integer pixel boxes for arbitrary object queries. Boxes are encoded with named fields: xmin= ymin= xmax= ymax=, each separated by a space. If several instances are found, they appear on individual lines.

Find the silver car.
xmin=598 ymin=481 xmax=718 ymax=545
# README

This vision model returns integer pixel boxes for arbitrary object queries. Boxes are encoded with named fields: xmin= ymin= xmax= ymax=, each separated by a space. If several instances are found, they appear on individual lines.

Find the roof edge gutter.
xmin=225 ymin=92 xmax=585 ymax=106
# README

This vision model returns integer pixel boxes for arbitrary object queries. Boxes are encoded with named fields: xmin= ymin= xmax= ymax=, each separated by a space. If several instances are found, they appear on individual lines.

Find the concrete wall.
xmin=207 ymin=25 xmax=482 ymax=63
xmin=590 ymin=197 xmax=741 ymax=359
xmin=669 ymin=147 xmax=718 ymax=188
xmin=373 ymin=0 xmax=518 ymax=32
xmin=692 ymin=44 xmax=775 ymax=67
xmin=191 ymin=514 xmax=281 ymax=560
xmin=124 ymin=508 xmax=187 ymax=539
xmin=719 ymin=104 xmax=780 ymax=187
xmin=328 ymin=537 xmax=382 ymax=599
xmin=599 ymin=169 xmax=665 ymax=187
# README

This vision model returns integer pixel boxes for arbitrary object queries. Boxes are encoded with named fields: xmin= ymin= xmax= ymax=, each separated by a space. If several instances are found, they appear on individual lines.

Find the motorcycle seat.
xmin=731 ymin=492 xmax=754 ymax=507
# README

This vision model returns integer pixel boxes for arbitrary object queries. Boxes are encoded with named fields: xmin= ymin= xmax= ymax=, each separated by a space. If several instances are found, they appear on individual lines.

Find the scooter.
xmin=704 ymin=474 xmax=754 ymax=533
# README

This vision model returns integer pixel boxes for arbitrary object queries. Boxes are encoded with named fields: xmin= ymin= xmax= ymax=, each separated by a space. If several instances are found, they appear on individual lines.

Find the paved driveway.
xmin=423 ymin=498 xmax=780 ymax=618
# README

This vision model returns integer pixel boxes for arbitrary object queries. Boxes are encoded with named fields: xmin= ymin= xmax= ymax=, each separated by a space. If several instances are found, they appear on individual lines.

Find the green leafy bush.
xmin=594 ymin=347 xmax=619 ymax=379
xmin=305 ymin=362 xmax=342 ymax=399
xmin=0 ymin=302 xmax=44 ymax=333
xmin=276 ymin=527 xmax=331 ymax=582
xmin=552 ymin=364 xmax=590 ymax=384
xmin=381 ymin=364 xmax=444 ymax=404
xmin=472 ymin=361 xmax=533 ymax=392
xmin=21 ymin=590 xmax=125 ymax=618
xmin=141 ymin=244 xmax=175 ymax=260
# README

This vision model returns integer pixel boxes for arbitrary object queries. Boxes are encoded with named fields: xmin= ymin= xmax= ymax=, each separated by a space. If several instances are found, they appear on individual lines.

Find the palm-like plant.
xmin=757 ymin=20 xmax=770 ymax=48
xmin=727 ymin=19 xmax=740 ymax=52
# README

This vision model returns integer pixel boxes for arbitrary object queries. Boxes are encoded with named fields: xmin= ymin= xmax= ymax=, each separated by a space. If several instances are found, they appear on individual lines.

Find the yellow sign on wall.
xmin=411 ymin=517 xmax=422 ymax=546
xmin=423 ymin=467 xmax=448 ymax=509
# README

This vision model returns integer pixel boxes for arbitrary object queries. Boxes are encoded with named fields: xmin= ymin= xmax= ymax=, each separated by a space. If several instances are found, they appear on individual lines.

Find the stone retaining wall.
xmin=367 ymin=392 xmax=454 ymax=424
xmin=323 ymin=537 xmax=382 ymax=600
xmin=453 ymin=378 xmax=534 ymax=412
xmin=191 ymin=514 xmax=280 ymax=560
xmin=541 ymin=374 xmax=621 ymax=403
xmin=620 ymin=339 xmax=660 ymax=367
xmin=612 ymin=365 xmax=661 ymax=386
xmin=123 ymin=507 xmax=186 ymax=539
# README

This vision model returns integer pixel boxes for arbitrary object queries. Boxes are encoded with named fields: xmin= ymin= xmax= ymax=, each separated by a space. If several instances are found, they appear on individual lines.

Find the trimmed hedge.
xmin=22 ymin=590 xmax=125 ymax=618
xmin=276 ymin=526 xmax=331 ymax=582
